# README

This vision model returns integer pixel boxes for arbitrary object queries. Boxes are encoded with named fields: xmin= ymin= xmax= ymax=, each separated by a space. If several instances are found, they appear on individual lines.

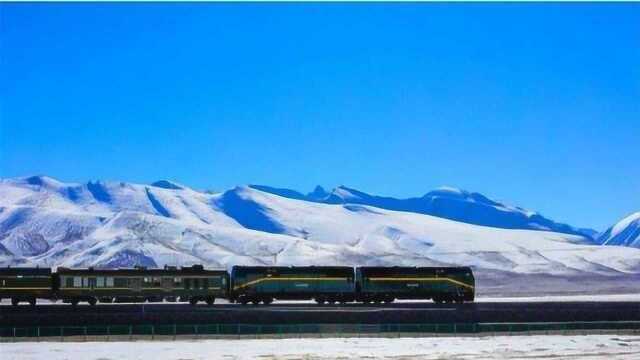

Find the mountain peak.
xmin=599 ymin=212 xmax=640 ymax=247
xmin=19 ymin=175 xmax=65 ymax=188
xmin=150 ymin=180 xmax=184 ymax=190
xmin=307 ymin=185 xmax=329 ymax=201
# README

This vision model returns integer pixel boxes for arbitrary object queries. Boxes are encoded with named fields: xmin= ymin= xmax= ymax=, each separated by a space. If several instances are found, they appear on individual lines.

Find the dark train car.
xmin=356 ymin=266 xmax=475 ymax=303
xmin=230 ymin=266 xmax=355 ymax=304
xmin=0 ymin=267 xmax=55 ymax=306
xmin=56 ymin=265 xmax=229 ymax=305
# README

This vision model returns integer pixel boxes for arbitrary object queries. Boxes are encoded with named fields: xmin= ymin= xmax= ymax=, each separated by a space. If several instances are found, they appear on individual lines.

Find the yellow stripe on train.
xmin=368 ymin=277 xmax=474 ymax=290
xmin=233 ymin=277 xmax=349 ymax=290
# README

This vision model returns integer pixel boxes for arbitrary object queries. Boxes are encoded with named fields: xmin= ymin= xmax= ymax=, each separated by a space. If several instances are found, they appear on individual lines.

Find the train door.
xmin=130 ymin=278 xmax=142 ymax=292
xmin=162 ymin=278 xmax=173 ymax=292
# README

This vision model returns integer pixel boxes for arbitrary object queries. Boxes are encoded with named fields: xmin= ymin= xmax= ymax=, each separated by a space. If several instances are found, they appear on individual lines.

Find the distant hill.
xmin=250 ymin=184 xmax=595 ymax=239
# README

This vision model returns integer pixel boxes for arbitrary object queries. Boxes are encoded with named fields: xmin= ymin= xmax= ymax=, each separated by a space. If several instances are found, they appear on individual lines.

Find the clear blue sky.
xmin=1 ymin=4 xmax=638 ymax=230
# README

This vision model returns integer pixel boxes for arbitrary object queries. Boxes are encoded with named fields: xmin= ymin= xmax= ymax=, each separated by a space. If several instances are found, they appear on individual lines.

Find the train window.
xmin=153 ymin=277 xmax=161 ymax=286
xmin=74 ymin=277 xmax=81 ymax=287
xmin=144 ymin=277 xmax=150 ymax=283
xmin=221 ymin=277 xmax=226 ymax=285
xmin=65 ymin=277 xmax=72 ymax=288
xmin=1 ymin=279 xmax=5 ymax=286
xmin=106 ymin=277 xmax=114 ymax=287
xmin=96 ymin=277 xmax=104 ymax=287
xmin=173 ymin=277 xmax=182 ymax=286
xmin=114 ymin=278 xmax=127 ymax=287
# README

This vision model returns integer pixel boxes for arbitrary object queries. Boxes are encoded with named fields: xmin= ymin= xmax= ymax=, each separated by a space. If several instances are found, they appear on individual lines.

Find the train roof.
xmin=357 ymin=266 xmax=473 ymax=272
xmin=56 ymin=265 xmax=228 ymax=276
xmin=358 ymin=266 xmax=472 ymax=269
xmin=0 ymin=267 xmax=52 ymax=276
xmin=232 ymin=265 xmax=354 ymax=270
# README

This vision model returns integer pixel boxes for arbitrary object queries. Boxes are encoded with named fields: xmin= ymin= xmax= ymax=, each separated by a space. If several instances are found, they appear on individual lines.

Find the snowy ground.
xmin=3 ymin=335 xmax=640 ymax=359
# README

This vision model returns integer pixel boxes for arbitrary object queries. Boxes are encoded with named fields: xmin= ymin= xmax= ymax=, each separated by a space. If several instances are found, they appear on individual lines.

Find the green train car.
xmin=230 ymin=266 xmax=355 ymax=304
xmin=56 ymin=265 xmax=228 ymax=305
xmin=0 ymin=267 xmax=55 ymax=306
xmin=356 ymin=266 xmax=475 ymax=304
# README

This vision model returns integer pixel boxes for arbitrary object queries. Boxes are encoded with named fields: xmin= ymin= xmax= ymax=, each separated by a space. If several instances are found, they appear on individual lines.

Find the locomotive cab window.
xmin=73 ymin=277 xmax=81 ymax=287
xmin=96 ymin=277 xmax=104 ymax=287
xmin=106 ymin=277 xmax=114 ymax=287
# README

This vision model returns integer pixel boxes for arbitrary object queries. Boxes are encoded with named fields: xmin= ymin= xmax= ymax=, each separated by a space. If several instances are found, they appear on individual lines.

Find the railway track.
xmin=2 ymin=301 xmax=639 ymax=327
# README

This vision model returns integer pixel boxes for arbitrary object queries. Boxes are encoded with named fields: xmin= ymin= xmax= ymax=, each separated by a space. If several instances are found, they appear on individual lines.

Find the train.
xmin=0 ymin=264 xmax=475 ymax=306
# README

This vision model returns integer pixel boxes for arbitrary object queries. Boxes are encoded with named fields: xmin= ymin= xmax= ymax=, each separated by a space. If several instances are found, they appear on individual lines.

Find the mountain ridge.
xmin=249 ymin=184 xmax=596 ymax=239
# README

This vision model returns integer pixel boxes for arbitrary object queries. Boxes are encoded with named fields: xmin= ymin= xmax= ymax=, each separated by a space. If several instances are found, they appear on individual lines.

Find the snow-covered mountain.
xmin=250 ymin=185 xmax=595 ymax=239
xmin=598 ymin=212 xmax=640 ymax=248
xmin=1 ymin=175 xmax=639 ymax=296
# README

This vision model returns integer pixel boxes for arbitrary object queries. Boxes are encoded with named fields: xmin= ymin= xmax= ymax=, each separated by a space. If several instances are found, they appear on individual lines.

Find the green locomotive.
xmin=230 ymin=266 xmax=355 ymax=304
xmin=356 ymin=266 xmax=474 ymax=304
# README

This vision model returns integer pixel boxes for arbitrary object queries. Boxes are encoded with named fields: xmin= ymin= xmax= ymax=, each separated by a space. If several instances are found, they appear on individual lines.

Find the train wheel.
xmin=262 ymin=297 xmax=273 ymax=305
xmin=71 ymin=300 xmax=79 ymax=306
xmin=315 ymin=297 xmax=325 ymax=305
xmin=239 ymin=298 xmax=248 ymax=305
xmin=11 ymin=298 xmax=19 ymax=306
xmin=29 ymin=298 xmax=36 ymax=307
xmin=251 ymin=299 xmax=260 ymax=305
xmin=189 ymin=298 xmax=199 ymax=306
xmin=88 ymin=298 xmax=97 ymax=306
xmin=206 ymin=297 xmax=215 ymax=306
